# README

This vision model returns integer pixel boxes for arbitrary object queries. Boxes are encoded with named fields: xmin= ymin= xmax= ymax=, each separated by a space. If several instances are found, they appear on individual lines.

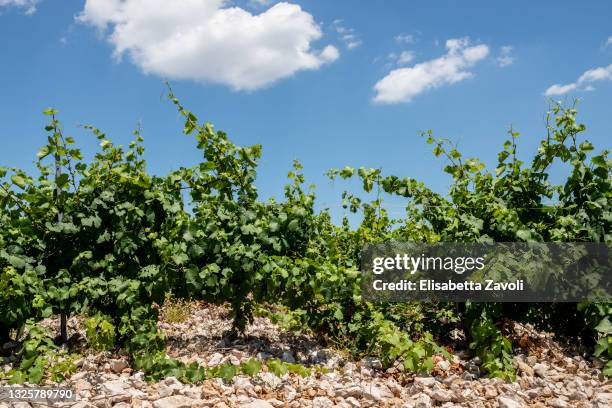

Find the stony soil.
xmin=1 ymin=303 xmax=611 ymax=408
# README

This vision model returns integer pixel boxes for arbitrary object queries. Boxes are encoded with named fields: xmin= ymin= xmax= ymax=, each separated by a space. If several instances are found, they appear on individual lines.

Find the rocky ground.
xmin=1 ymin=303 xmax=611 ymax=408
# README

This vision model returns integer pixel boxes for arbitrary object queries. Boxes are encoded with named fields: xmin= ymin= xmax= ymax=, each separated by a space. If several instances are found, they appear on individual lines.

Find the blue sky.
xmin=1 ymin=1 xmax=611 ymax=219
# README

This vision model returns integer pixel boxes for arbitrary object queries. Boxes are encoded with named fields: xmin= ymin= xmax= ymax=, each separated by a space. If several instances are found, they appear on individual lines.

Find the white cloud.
xmin=397 ymin=51 xmax=415 ymax=65
xmin=394 ymin=34 xmax=415 ymax=44
xmin=77 ymin=0 xmax=339 ymax=91
xmin=544 ymin=83 xmax=577 ymax=96
xmin=0 ymin=0 xmax=38 ymax=14
xmin=319 ymin=45 xmax=340 ymax=62
xmin=544 ymin=64 xmax=612 ymax=96
xmin=387 ymin=50 xmax=415 ymax=66
xmin=496 ymin=45 xmax=514 ymax=67
xmin=331 ymin=19 xmax=361 ymax=49
xmin=373 ymin=37 xmax=489 ymax=104
xmin=605 ymin=36 xmax=612 ymax=48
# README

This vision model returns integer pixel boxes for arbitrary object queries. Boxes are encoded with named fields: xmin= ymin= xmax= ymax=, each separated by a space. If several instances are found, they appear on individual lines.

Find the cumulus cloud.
xmin=605 ymin=36 xmax=612 ymax=48
xmin=373 ymin=38 xmax=489 ymax=104
xmin=331 ymin=19 xmax=361 ymax=49
xmin=496 ymin=45 xmax=514 ymax=67
xmin=0 ymin=0 xmax=38 ymax=14
xmin=544 ymin=64 xmax=612 ymax=96
xmin=77 ymin=0 xmax=339 ymax=91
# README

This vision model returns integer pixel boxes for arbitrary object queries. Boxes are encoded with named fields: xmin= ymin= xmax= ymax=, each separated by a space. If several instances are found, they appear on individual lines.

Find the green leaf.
xmin=9 ymin=370 xmax=27 ymax=384
xmin=592 ymin=155 xmax=607 ymax=167
xmin=595 ymin=318 xmax=612 ymax=335
xmin=287 ymin=219 xmax=299 ymax=232
xmin=267 ymin=359 xmax=287 ymax=377
xmin=10 ymin=174 xmax=26 ymax=188
xmin=603 ymin=361 xmax=612 ymax=377
xmin=37 ymin=146 xmax=51 ymax=159
xmin=516 ymin=229 xmax=532 ymax=241
xmin=100 ymin=139 xmax=112 ymax=149
xmin=421 ymin=356 xmax=434 ymax=372
xmin=216 ymin=364 xmax=236 ymax=382
xmin=594 ymin=337 xmax=609 ymax=357
xmin=28 ymin=362 xmax=45 ymax=384
xmin=56 ymin=173 xmax=70 ymax=188
xmin=579 ymin=141 xmax=594 ymax=151
xmin=240 ymin=358 xmax=262 ymax=376
xmin=7 ymin=255 xmax=26 ymax=269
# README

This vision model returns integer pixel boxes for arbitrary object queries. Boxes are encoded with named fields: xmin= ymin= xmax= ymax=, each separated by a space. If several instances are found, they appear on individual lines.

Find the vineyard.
xmin=0 ymin=90 xmax=611 ymax=407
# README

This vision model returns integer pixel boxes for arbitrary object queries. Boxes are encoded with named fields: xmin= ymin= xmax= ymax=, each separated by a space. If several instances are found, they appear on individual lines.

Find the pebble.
xmin=241 ymin=400 xmax=274 ymax=408
xmin=110 ymin=359 xmax=128 ymax=373
xmin=152 ymin=395 xmax=195 ymax=408
xmin=533 ymin=362 xmax=548 ymax=377
xmin=498 ymin=396 xmax=523 ymax=408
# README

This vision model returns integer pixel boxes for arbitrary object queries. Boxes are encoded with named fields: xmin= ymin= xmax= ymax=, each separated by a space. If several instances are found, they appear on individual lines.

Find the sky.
xmin=0 ymin=0 xmax=611 ymax=220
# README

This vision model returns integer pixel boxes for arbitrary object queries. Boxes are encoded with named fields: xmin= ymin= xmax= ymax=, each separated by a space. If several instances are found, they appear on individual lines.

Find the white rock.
xmin=101 ymin=379 xmax=127 ymax=395
xmin=437 ymin=360 xmax=451 ymax=372
xmin=413 ymin=376 xmax=437 ymax=388
xmin=164 ymin=376 xmax=183 ymax=389
xmin=569 ymin=390 xmax=588 ymax=401
xmin=234 ymin=376 xmax=253 ymax=390
xmin=517 ymin=361 xmax=534 ymax=377
xmin=498 ymin=396 xmax=522 ymax=408
xmin=241 ymin=399 xmax=274 ymax=408
xmin=484 ymin=385 xmax=498 ymax=399
xmin=312 ymin=396 xmax=334 ymax=408
xmin=526 ymin=388 xmax=540 ymax=399
xmin=413 ymin=393 xmax=433 ymax=408
xmin=337 ymin=385 xmax=363 ymax=398
xmin=548 ymin=398 xmax=570 ymax=408
xmin=258 ymin=372 xmax=282 ymax=388
xmin=128 ymin=388 xmax=147 ymax=399
xmin=386 ymin=380 xmax=403 ymax=397
xmin=208 ymin=352 xmax=224 ymax=367
xmin=71 ymin=371 xmax=88 ymax=381
xmin=345 ymin=396 xmax=361 ymax=408
xmin=265 ymin=399 xmax=284 ymax=408
xmin=365 ymin=384 xmax=393 ymax=401
xmin=533 ymin=363 xmax=548 ymax=377
xmin=152 ymin=396 xmax=195 ymax=408
xmin=110 ymin=359 xmax=128 ymax=373
xmin=283 ymin=385 xmax=297 ymax=401
xmin=71 ymin=403 xmax=96 ymax=408
xmin=182 ymin=385 xmax=201 ymax=399
xmin=74 ymin=379 xmax=92 ymax=391
xmin=430 ymin=388 xmax=452 ymax=402
xmin=156 ymin=383 xmax=173 ymax=398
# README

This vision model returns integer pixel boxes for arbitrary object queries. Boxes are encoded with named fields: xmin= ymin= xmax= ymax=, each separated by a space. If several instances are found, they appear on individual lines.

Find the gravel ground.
xmin=1 ymin=303 xmax=611 ymax=408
